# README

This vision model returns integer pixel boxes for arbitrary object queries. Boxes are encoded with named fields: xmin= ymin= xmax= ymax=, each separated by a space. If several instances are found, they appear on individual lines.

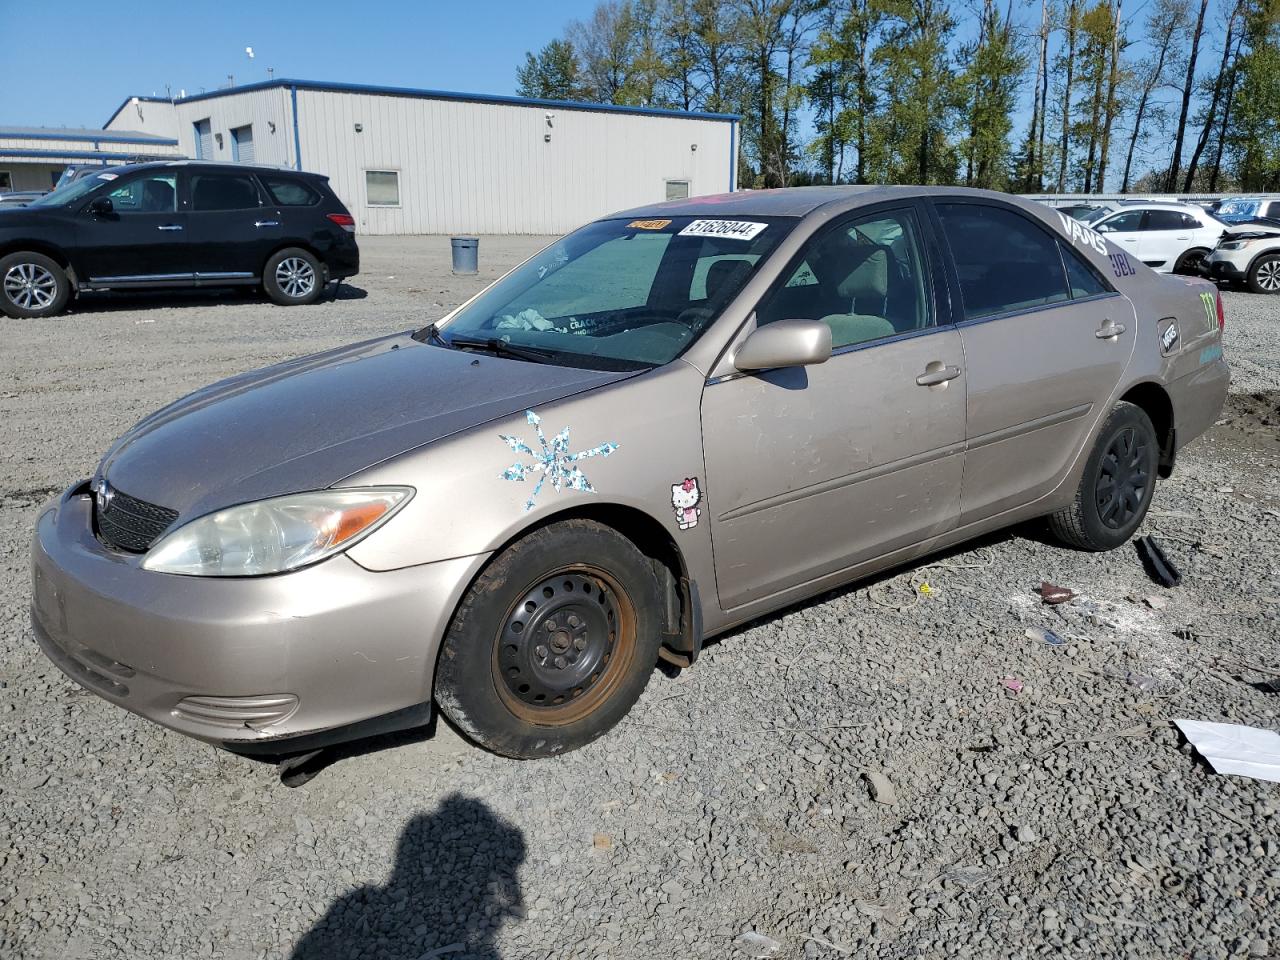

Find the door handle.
xmin=1122 ymin=237 xmax=1137 ymax=242
xmin=157 ymin=224 xmax=183 ymax=232
xmin=1095 ymin=319 xmax=1127 ymax=339
xmin=254 ymin=220 xmax=280 ymax=228
xmin=915 ymin=363 xmax=962 ymax=387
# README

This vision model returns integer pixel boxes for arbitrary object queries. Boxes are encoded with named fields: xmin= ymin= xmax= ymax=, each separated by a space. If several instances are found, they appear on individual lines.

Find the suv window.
xmin=1097 ymin=210 xmax=1145 ymax=233
xmin=1146 ymin=210 xmax=1193 ymax=230
xmin=936 ymin=203 xmax=1070 ymax=320
xmin=1059 ymin=241 xmax=1111 ymax=298
xmin=262 ymin=176 xmax=320 ymax=207
xmin=107 ymin=174 xmax=177 ymax=213
xmin=758 ymin=207 xmax=931 ymax=348
xmin=191 ymin=173 xmax=261 ymax=211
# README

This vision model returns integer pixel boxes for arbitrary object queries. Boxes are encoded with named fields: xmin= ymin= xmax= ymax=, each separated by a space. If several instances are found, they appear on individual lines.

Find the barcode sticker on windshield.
xmin=678 ymin=219 xmax=767 ymax=241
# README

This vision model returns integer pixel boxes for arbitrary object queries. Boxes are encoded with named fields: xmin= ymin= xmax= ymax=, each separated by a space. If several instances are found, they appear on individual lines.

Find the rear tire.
xmin=1048 ymin=401 xmax=1158 ymax=551
xmin=435 ymin=519 xmax=664 ymax=759
xmin=0 ymin=251 xmax=71 ymax=319
xmin=1247 ymin=253 xmax=1280 ymax=294
xmin=1173 ymin=248 xmax=1209 ymax=276
xmin=263 ymin=248 xmax=323 ymax=306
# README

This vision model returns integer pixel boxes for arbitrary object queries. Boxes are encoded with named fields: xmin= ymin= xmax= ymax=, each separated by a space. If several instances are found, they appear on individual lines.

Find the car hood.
xmin=100 ymin=332 xmax=634 ymax=519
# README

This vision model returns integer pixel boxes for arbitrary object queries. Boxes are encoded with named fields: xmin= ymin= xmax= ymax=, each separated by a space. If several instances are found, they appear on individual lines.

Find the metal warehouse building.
xmin=0 ymin=126 xmax=181 ymax=192
xmin=102 ymin=79 xmax=740 ymax=236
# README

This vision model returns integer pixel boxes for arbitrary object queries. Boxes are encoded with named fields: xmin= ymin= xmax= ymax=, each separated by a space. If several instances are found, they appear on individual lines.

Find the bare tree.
xmin=1183 ymin=0 xmax=1245 ymax=189
xmin=1165 ymin=0 xmax=1210 ymax=190
xmin=1121 ymin=0 xmax=1188 ymax=190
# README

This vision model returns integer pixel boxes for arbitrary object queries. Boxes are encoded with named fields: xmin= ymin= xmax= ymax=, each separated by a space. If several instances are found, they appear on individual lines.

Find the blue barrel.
xmin=451 ymin=236 xmax=479 ymax=275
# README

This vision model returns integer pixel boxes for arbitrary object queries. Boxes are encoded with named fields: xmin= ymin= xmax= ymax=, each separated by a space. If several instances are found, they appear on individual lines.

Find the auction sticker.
xmin=679 ymin=219 xmax=768 ymax=241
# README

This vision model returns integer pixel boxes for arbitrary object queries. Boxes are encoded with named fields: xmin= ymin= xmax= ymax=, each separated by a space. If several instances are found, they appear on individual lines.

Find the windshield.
xmin=441 ymin=215 xmax=794 ymax=370
xmin=1217 ymin=199 xmax=1259 ymax=219
xmin=30 ymin=171 xmax=120 ymax=208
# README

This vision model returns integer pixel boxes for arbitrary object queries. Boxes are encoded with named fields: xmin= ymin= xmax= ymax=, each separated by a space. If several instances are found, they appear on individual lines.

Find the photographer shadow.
xmin=290 ymin=794 xmax=526 ymax=959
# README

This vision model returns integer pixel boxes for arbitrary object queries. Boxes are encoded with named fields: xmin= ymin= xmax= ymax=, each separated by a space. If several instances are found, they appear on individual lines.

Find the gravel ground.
xmin=1 ymin=237 xmax=1278 ymax=960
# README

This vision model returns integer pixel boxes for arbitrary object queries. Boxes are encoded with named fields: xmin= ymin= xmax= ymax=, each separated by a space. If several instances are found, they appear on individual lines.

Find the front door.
xmin=701 ymin=205 xmax=967 ymax=610
xmin=74 ymin=170 xmax=190 ymax=281
xmin=185 ymin=170 xmax=278 ymax=279
xmin=930 ymin=200 xmax=1137 ymax=524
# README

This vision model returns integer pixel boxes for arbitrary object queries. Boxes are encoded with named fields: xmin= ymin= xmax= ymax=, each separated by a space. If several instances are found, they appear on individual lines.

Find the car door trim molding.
xmin=87 ymin=273 xmax=195 ymax=283
xmin=952 ymin=291 xmax=1123 ymax=330
xmin=967 ymin=402 xmax=1093 ymax=452
xmin=716 ymin=439 xmax=966 ymax=523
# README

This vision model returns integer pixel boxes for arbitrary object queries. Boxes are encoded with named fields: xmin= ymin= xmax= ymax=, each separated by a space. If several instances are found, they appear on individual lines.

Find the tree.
xmin=1230 ymin=0 xmax=1280 ymax=189
xmin=569 ymin=2 xmax=644 ymax=104
xmin=516 ymin=40 xmax=584 ymax=100
xmin=960 ymin=0 xmax=1026 ymax=188
xmin=1053 ymin=0 xmax=1083 ymax=190
xmin=808 ymin=3 xmax=857 ymax=181
xmin=1095 ymin=0 xmax=1126 ymax=189
xmin=1166 ymin=0 xmax=1210 ymax=189
xmin=1074 ymin=1 xmax=1114 ymax=191
xmin=1183 ymin=0 xmax=1245 ymax=188
xmin=1017 ymin=0 xmax=1053 ymax=190
xmin=1121 ymin=0 xmax=1188 ymax=191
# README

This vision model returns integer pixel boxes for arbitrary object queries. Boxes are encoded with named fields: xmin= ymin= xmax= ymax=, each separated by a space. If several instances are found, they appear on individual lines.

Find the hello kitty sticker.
xmin=671 ymin=477 xmax=702 ymax=530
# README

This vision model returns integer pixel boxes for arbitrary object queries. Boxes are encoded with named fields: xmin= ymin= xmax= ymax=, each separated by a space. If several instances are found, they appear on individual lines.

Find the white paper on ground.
xmin=1173 ymin=719 xmax=1280 ymax=783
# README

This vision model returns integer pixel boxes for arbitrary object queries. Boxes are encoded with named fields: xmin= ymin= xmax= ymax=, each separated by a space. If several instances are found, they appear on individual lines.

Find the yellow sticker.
xmin=628 ymin=219 xmax=672 ymax=230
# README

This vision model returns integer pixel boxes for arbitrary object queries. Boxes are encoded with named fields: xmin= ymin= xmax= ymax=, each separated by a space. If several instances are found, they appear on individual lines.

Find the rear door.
xmin=1141 ymin=209 xmax=1195 ymax=270
xmin=185 ymin=169 xmax=278 ymax=280
xmin=931 ymin=199 xmax=1136 ymax=524
xmin=73 ymin=169 xmax=191 ymax=281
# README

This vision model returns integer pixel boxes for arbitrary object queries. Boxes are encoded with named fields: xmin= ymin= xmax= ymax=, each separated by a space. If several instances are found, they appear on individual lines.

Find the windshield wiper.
xmin=446 ymin=335 xmax=559 ymax=364
xmin=410 ymin=322 xmax=449 ymax=345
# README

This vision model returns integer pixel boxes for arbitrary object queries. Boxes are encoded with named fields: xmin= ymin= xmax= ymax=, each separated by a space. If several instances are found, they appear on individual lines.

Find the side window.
xmin=756 ymin=207 xmax=932 ymax=349
xmin=107 ymin=173 xmax=177 ymax=213
xmin=1059 ymin=241 xmax=1111 ymax=298
xmin=191 ymin=173 xmax=261 ymax=211
xmin=261 ymin=176 xmax=320 ymax=206
xmin=1180 ymin=212 xmax=1202 ymax=229
xmin=1096 ymin=210 xmax=1145 ymax=233
xmin=1146 ymin=210 xmax=1187 ymax=231
xmin=936 ymin=203 xmax=1070 ymax=320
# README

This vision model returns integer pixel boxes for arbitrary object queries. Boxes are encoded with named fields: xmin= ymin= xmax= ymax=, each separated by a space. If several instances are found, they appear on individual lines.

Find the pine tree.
xmin=516 ymin=40 xmax=584 ymax=101
xmin=961 ymin=0 xmax=1026 ymax=189
xmin=1230 ymin=0 xmax=1280 ymax=189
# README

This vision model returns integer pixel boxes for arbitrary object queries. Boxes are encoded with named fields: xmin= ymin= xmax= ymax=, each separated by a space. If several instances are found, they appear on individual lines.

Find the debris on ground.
xmin=1136 ymin=535 xmax=1182 ymax=587
xmin=864 ymin=770 xmax=898 ymax=805
xmin=1174 ymin=719 xmax=1280 ymax=782
xmin=1037 ymin=581 xmax=1077 ymax=604
xmin=1025 ymin=627 xmax=1066 ymax=647
xmin=734 ymin=930 xmax=783 ymax=957
xmin=592 ymin=832 xmax=612 ymax=850
xmin=1001 ymin=676 xmax=1025 ymax=695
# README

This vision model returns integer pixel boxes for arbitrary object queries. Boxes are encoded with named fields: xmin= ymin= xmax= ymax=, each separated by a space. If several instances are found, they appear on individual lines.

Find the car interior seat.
xmin=140 ymin=179 xmax=175 ymax=213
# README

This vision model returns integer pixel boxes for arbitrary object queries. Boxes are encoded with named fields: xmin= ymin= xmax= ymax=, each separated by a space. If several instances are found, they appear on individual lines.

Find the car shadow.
xmin=63 ymin=282 xmax=367 ymax=315
xmin=289 ymin=793 xmax=526 ymax=960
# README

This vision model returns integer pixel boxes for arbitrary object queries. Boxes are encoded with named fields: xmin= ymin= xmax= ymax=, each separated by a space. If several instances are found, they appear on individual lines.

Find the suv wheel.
xmin=0 ymin=252 xmax=71 ymax=319
xmin=264 ymin=248 xmax=324 ymax=306
xmin=1048 ymin=401 xmax=1158 ymax=551
xmin=435 ymin=519 xmax=664 ymax=758
xmin=1247 ymin=253 xmax=1280 ymax=294
xmin=1173 ymin=248 xmax=1209 ymax=276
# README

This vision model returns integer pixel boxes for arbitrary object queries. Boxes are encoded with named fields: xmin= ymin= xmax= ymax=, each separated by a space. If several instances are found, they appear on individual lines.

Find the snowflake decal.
xmin=499 ymin=410 xmax=620 ymax=511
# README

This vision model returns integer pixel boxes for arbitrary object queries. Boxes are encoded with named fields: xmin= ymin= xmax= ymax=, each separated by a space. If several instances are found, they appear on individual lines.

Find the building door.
xmin=231 ymin=125 xmax=254 ymax=164
xmin=193 ymin=119 xmax=213 ymax=160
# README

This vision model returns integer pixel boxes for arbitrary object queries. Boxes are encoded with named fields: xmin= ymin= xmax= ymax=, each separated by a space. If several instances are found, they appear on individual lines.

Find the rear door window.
xmin=1146 ymin=210 xmax=1190 ymax=231
xmin=1059 ymin=242 xmax=1111 ymax=298
xmin=935 ymin=203 xmax=1070 ymax=320
xmin=191 ymin=173 xmax=262 ymax=211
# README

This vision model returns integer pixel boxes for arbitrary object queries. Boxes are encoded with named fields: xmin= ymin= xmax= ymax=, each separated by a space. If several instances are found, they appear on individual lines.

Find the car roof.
xmin=89 ymin=160 xmax=327 ymax=180
xmin=1098 ymin=201 xmax=1202 ymax=214
xmin=610 ymin=185 xmax=1049 ymax=221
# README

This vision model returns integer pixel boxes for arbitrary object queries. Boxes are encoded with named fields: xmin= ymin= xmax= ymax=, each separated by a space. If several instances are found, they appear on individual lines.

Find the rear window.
xmin=262 ymin=176 xmax=321 ymax=207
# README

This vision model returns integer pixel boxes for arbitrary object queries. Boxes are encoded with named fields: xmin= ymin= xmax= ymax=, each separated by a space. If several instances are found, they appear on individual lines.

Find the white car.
xmin=1205 ymin=219 xmax=1280 ymax=293
xmin=1091 ymin=203 xmax=1227 ymax=275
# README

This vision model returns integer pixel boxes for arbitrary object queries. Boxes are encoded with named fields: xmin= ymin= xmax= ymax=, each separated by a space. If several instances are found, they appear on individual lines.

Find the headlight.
xmin=142 ymin=487 xmax=413 ymax=576
xmin=1220 ymin=239 xmax=1256 ymax=250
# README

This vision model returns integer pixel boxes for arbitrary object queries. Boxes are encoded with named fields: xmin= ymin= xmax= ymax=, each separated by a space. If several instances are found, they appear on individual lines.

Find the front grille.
xmin=97 ymin=488 xmax=179 ymax=553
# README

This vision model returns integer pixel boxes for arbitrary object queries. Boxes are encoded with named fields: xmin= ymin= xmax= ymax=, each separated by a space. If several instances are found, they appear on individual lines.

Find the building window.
xmin=194 ymin=118 xmax=213 ymax=160
xmin=0 ymin=171 xmax=11 ymax=192
xmin=665 ymin=180 xmax=690 ymax=201
xmin=230 ymin=125 xmax=254 ymax=164
xmin=366 ymin=170 xmax=400 ymax=207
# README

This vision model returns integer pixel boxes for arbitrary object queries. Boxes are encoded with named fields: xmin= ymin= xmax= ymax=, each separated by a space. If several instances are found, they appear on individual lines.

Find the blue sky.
xmin=0 ymin=0 xmax=601 ymax=129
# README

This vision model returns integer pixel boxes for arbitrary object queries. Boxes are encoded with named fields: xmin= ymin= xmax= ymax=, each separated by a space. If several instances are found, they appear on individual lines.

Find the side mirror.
xmin=88 ymin=197 xmax=113 ymax=215
xmin=734 ymin=319 xmax=832 ymax=372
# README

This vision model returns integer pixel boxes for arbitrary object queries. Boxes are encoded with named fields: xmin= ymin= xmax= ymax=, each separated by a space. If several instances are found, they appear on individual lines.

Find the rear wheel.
xmin=1048 ymin=402 xmax=1158 ymax=551
xmin=435 ymin=519 xmax=663 ymax=758
xmin=263 ymin=248 xmax=323 ymax=306
xmin=0 ymin=252 xmax=71 ymax=319
xmin=1173 ymin=248 xmax=1209 ymax=276
xmin=1247 ymin=253 xmax=1280 ymax=294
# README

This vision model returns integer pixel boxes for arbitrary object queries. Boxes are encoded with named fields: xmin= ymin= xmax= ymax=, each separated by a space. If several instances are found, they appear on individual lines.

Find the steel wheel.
xmin=4 ymin=262 xmax=57 ymax=310
xmin=493 ymin=565 xmax=637 ymax=726
xmin=274 ymin=257 xmax=316 ymax=299
xmin=1095 ymin=425 xmax=1151 ymax=530
xmin=1255 ymin=258 xmax=1280 ymax=292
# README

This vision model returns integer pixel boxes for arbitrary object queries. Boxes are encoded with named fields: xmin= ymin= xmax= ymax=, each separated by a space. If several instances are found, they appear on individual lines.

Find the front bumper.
xmin=30 ymin=483 xmax=483 ymax=750
xmin=1203 ymin=251 xmax=1249 ymax=281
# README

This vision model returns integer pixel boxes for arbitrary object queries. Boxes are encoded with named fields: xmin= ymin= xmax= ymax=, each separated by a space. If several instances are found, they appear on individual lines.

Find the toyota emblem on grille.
xmin=95 ymin=479 xmax=115 ymax=515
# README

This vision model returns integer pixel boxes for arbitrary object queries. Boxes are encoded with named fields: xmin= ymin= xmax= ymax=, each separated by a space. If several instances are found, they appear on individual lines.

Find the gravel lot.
xmin=2 ymin=236 xmax=1278 ymax=960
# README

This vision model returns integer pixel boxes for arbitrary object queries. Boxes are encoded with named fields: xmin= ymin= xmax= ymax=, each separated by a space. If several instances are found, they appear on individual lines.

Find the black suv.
xmin=0 ymin=161 xmax=359 ymax=318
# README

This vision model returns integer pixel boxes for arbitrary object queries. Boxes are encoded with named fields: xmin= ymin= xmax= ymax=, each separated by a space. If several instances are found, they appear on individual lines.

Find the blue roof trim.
xmin=107 ymin=79 xmax=741 ymax=124
xmin=0 ymin=128 xmax=178 ymax=147
xmin=0 ymin=148 xmax=183 ymax=162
